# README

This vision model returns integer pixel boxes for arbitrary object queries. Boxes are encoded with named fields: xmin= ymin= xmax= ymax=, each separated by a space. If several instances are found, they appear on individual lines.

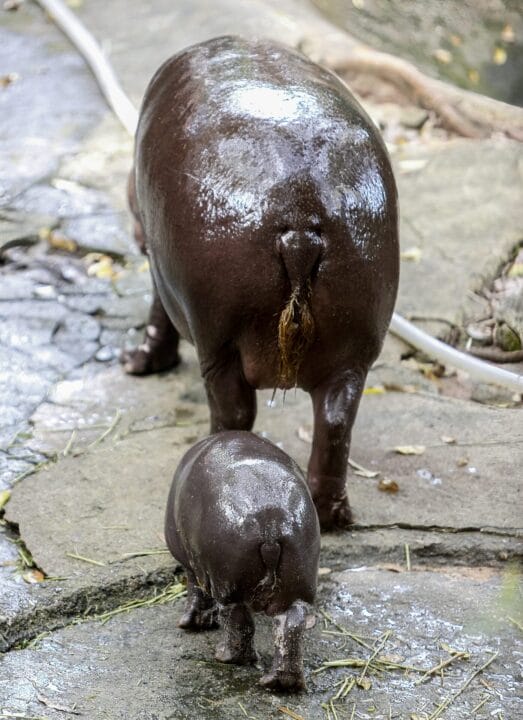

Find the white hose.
xmin=34 ymin=0 xmax=523 ymax=393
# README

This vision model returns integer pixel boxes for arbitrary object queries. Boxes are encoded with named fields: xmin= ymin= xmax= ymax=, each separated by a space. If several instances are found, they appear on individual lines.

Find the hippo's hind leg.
xmin=308 ymin=369 xmax=365 ymax=531
xmin=215 ymin=603 xmax=257 ymax=665
xmin=120 ymin=168 xmax=181 ymax=375
xmin=260 ymin=601 xmax=307 ymax=691
xmin=178 ymin=571 xmax=219 ymax=631
xmin=203 ymin=352 xmax=256 ymax=433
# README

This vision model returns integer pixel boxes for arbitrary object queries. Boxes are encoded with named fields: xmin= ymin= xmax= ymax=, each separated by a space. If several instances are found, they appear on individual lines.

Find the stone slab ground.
xmin=1 ymin=1 xmax=522 ymax=719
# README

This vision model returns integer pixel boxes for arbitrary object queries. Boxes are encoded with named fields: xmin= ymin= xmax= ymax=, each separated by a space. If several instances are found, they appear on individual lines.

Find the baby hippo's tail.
xmin=278 ymin=230 xmax=323 ymax=386
xmin=260 ymin=540 xmax=281 ymax=572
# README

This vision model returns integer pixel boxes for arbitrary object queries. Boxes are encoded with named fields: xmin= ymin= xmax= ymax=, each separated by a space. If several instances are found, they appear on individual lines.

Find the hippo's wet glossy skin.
xmin=123 ymin=36 xmax=399 ymax=529
xmin=165 ymin=431 xmax=320 ymax=690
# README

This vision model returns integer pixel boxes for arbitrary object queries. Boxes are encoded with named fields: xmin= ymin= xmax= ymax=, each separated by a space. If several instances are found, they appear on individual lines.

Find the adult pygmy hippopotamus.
xmin=123 ymin=36 xmax=399 ymax=529
xmin=165 ymin=431 xmax=320 ymax=691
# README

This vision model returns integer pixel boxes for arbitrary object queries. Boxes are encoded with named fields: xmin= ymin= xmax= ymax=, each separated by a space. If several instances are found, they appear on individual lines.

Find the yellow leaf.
xmin=363 ymin=385 xmax=385 ymax=395
xmin=0 ymin=489 xmax=11 ymax=510
xmin=394 ymin=445 xmax=426 ymax=455
xmin=493 ymin=47 xmax=507 ymax=65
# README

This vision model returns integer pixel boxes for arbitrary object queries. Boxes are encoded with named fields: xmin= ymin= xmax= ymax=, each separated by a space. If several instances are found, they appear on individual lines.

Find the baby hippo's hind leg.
xmin=178 ymin=572 xmax=219 ymax=630
xmin=260 ymin=601 xmax=308 ymax=692
xmin=215 ymin=603 xmax=257 ymax=665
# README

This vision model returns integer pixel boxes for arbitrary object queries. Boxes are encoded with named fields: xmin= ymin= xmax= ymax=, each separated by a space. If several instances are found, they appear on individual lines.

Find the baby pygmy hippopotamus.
xmin=165 ymin=431 xmax=320 ymax=691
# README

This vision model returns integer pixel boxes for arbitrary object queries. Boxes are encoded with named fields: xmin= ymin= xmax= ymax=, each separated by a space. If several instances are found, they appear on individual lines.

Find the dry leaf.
xmin=47 ymin=231 xmax=77 ymax=253
xmin=449 ymin=34 xmax=462 ymax=47
xmin=401 ymin=246 xmax=422 ymax=262
xmin=441 ymin=435 xmax=456 ymax=444
xmin=501 ymin=24 xmax=515 ymax=43
xmin=398 ymin=158 xmax=428 ymax=174
xmin=349 ymin=458 xmax=380 ymax=478
xmin=457 ymin=457 xmax=468 ymax=467
xmin=493 ymin=47 xmax=507 ymax=65
xmin=0 ymin=72 xmax=19 ymax=87
xmin=434 ymin=48 xmax=452 ymax=64
xmin=0 ymin=489 xmax=10 ymax=510
xmin=23 ymin=569 xmax=45 ymax=584
xmin=378 ymin=477 xmax=399 ymax=493
xmin=318 ymin=567 xmax=332 ymax=576
xmin=356 ymin=676 xmax=372 ymax=690
xmin=394 ymin=445 xmax=426 ymax=455
xmin=297 ymin=425 xmax=313 ymax=444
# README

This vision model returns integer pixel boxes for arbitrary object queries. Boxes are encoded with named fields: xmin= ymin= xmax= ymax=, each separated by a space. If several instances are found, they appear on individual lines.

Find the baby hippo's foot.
xmin=261 ymin=601 xmax=308 ymax=692
xmin=178 ymin=589 xmax=219 ymax=631
xmin=215 ymin=603 xmax=257 ymax=665
xmin=121 ymin=328 xmax=180 ymax=376
xmin=259 ymin=669 xmax=306 ymax=692
xmin=215 ymin=639 xmax=258 ymax=666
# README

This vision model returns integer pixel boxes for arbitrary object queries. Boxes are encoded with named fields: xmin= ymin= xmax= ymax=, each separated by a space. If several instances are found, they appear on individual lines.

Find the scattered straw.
xmin=62 ymin=429 xmax=77 ymax=456
xmin=427 ymin=651 xmax=498 ymax=720
xmin=471 ymin=696 xmax=489 ymax=714
xmin=278 ymin=707 xmax=305 ymax=720
xmin=66 ymin=552 xmax=106 ymax=567
xmin=405 ymin=543 xmax=411 ymax=571
xmin=87 ymin=409 xmax=122 ymax=449
xmin=415 ymin=651 xmax=470 ymax=685
xmin=89 ymin=581 xmax=186 ymax=624
xmin=508 ymin=616 xmax=523 ymax=632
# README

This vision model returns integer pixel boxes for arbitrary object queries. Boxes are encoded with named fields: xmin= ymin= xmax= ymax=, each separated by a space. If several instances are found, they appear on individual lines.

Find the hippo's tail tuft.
xmin=278 ymin=230 xmax=322 ymax=386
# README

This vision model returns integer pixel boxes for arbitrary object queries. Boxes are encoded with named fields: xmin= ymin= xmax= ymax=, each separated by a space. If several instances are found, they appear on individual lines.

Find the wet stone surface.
xmin=1 ymin=2 xmax=522 ymax=719
xmin=0 ymin=568 xmax=521 ymax=719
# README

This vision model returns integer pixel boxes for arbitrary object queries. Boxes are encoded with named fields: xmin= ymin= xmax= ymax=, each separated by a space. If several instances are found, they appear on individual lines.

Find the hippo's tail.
xmin=260 ymin=540 xmax=281 ymax=571
xmin=278 ymin=231 xmax=323 ymax=386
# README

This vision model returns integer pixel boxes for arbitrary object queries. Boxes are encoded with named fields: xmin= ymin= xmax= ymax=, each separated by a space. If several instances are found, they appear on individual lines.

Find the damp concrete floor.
xmin=0 ymin=2 xmax=522 ymax=719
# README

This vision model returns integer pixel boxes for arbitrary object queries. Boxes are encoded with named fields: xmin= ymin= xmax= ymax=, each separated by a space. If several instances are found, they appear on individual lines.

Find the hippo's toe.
xmin=259 ymin=670 xmax=306 ymax=692
xmin=178 ymin=605 xmax=219 ymax=631
xmin=313 ymin=494 xmax=354 ymax=532
xmin=120 ymin=344 xmax=180 ymax=375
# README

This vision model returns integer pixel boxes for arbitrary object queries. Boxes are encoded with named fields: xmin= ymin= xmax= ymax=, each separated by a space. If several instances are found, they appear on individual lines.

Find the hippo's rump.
xmin=135 ymin=36 xmax=399 ymax=386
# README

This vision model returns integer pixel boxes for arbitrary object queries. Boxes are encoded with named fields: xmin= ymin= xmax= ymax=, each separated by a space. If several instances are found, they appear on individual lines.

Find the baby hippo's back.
xmin=165 ymin=432 xmax=320 ymax=615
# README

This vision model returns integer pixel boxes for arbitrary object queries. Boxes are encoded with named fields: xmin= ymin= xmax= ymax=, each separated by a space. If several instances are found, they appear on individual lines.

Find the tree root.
xmin=324 ymin=45 xmax=523 ymax=140
xmin=466 ymin=346 xmax=523 ymax=364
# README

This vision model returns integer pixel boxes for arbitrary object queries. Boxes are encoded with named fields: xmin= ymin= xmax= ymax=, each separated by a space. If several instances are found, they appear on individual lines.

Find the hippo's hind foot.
xmin=260 ymin=601 xmax=308 ymax=692
xmin=121 ymin=288 xmax=180 ymax=376
xmin=215 ymin=603 xmax=258 ymax=665
xmin=178 ymin=577 xmax=219 ymax=631
xmin=311 ymin=486 xmax=353 ymax=532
